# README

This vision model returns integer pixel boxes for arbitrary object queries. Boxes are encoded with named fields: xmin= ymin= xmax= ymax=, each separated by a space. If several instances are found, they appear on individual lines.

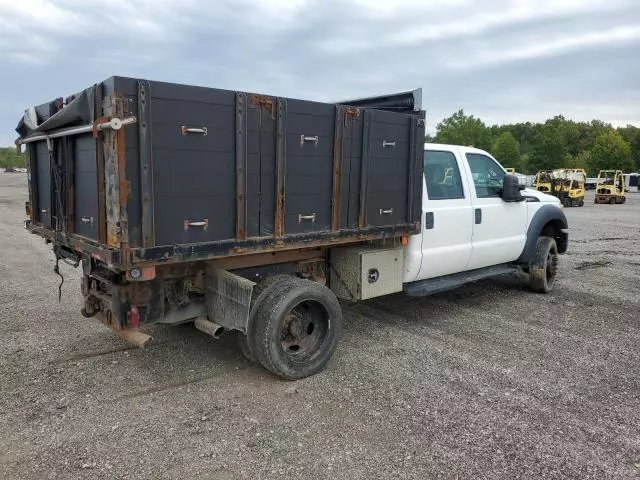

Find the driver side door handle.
xmin=475 ymin=208 xmax=482 ymax=224
xmin=425 ymin=212 xmax=434 ymax=229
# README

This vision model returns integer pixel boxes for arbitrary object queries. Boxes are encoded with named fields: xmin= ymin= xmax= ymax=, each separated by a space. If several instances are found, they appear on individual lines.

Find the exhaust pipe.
xmin=117 ymin=329 xmax=152 ymax=348
xmin=194 ymin=317 xmax=225 ymax=339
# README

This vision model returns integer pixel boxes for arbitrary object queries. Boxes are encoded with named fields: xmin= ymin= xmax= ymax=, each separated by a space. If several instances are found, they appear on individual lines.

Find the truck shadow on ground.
xmin=57 ymin=273 xmax=535 ymax=392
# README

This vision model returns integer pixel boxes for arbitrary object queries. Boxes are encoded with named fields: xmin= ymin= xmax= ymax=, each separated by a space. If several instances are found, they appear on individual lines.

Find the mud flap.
xmin=205 ymin=267 xmax=255 ymax=333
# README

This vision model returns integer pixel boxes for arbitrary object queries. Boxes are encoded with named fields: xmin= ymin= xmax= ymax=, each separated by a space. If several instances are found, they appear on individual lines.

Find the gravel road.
xmin=1 ymin=172 xmax=639 ymax=480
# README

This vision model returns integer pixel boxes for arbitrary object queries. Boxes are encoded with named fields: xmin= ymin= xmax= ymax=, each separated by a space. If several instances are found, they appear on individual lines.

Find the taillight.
xmin=128 ymin=306 xmax=140 ymax=328
xmin=25 ymin=201 xmax=31 ymax=217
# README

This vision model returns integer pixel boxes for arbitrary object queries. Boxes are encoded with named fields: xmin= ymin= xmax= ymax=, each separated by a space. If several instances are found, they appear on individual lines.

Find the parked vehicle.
xmin=553 ymin=168 xmax=586 ymax=207
xmin=17 ymin=77 xmax=568 ymax=379
xmin=585 ymin=177 xmax=598 ymax=190
xmin=623 ymin=173 xmax=639 ymax=192
xmin=534 ymin=170 xmax=553 ymax=193
xmin=595 ymin=170 xmax=626 ymax=204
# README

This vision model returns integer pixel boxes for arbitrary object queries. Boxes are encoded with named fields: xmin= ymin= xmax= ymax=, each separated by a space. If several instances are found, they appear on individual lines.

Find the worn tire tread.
xmin=529 ymin=236 xmax=558 ymax=293
xmin=236 ymin=274 xmax=301 ymax=363
xmin=252 ymin=278 xmax=342 ymax=380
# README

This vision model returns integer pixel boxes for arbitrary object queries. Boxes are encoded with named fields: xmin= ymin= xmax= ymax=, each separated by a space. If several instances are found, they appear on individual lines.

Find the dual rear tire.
xmin=237 ymin=276 xmax=342 ymax=380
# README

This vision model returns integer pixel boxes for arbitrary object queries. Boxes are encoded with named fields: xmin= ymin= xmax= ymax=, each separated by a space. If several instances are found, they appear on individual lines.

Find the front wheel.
xmin=529 ymin=236 xmax=559 ymax=293
xmin=578 ymin=198 xmax=584 ymax=207
xmin=251 ymin=278 xmax=342 ymax=380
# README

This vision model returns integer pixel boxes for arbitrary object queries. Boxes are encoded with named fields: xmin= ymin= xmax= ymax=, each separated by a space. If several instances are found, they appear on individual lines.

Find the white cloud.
xmin=448 ymin=25 xmax=640 ymax=68
xmin=0 ymin=0 xmax=638 ymax=145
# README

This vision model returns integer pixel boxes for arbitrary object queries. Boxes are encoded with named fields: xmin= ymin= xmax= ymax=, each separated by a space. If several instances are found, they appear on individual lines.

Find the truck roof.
xmin=424 ymin=143 xmax=492 ymax=156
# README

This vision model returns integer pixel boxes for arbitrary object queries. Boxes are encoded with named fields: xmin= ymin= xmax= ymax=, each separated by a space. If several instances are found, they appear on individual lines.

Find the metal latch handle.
xmin=80 ymin=216 xmax=94 ymax=225
xmin=300 ymin=135 xmax=319 ymax=146
xmin=382 ymin=141 xmax=396 ymax=148
xmin=184 ymin=219 xmax=209 ymax=231
xmin=298 ymin=213 xmax=316 ymax=222
xmin=379 ymin=208 xmax=393 ymax=215
xmin=181 ymin=126 xmax=208 ymax=136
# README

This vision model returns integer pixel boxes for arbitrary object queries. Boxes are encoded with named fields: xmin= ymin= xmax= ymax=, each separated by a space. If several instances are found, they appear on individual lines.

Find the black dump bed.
xmin=17 ymin=77 xmax=424 ymax=271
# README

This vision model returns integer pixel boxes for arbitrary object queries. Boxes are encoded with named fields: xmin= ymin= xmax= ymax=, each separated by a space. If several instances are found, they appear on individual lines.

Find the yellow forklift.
xmin=553 ymin=169 xmax=586 ymax=207
xmin=534 ymin=170 xmax=553 ymax=193
xmin=595 ymin=170 xmax=626 ymax=204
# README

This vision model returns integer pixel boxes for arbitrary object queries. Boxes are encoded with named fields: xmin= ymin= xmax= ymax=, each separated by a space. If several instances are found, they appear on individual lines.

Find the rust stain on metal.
xmin=250 ymin=94 xmax=275 ymax=118
xmin=208 ymin=249 xmax=323 ymax=270
xmin=298 ymin=258 xmax=326 ymax=284
xmin=104 ymin=129 xmax=120 ymax=248
xmin=130 ymin=231 xmax=395 ymax=267
xmin=92 ymin=116 xmax=108 ymax=138
xmin=275 ymin=192 xmax=285 ymax=237
xmin=344 ymin=106 xmax=360 ymax=119
xmin=236 ymin=92 xmax=248 ymax=240
xmin=274 ymin=98 xmax=286 ymax=238
xmin=103 ymin=92 xmax=131 ymax=253
xmin=95 ymin=86 xmax=107 ymax=244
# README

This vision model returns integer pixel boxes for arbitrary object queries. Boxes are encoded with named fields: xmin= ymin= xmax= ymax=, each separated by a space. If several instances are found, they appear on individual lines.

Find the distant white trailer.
xmin=623 ymin=173 xmax=639 ymax=191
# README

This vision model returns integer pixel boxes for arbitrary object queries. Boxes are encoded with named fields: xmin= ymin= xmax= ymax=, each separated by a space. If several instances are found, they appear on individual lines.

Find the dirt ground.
xmin=1 ymin=172 xmax=639 ymax=480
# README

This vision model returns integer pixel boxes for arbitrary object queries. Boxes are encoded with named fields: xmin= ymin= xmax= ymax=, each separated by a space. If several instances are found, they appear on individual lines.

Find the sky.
xmin=1 ymin=0 xmax=639 ymax=145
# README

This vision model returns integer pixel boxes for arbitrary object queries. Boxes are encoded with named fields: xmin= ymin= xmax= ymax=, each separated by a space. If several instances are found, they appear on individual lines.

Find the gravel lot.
xmin=1 ymin=172 xmax=639 ymax=480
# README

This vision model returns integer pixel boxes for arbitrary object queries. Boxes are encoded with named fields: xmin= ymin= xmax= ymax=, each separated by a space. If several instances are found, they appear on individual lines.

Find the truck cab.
xmin=404 ymin=144 xmax=567 ymax=294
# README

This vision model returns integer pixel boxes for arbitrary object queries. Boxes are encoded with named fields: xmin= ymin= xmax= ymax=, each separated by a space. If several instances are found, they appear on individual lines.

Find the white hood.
xmin=522 ymin=188 xmax=561 ymax=204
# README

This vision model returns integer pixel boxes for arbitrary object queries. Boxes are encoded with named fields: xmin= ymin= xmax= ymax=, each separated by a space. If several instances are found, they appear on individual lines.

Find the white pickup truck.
xmin=401 ymin=143 xmax=567 ymax=294
xmin=235 ymin=143 xmax=568 ymax=379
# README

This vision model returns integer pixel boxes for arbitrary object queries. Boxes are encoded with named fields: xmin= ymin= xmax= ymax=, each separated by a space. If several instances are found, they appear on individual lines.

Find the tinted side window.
xmin=424 ymin=151 xmax=465 ymax=200
xmin=466 ymin=153 xmax=505 ymax=197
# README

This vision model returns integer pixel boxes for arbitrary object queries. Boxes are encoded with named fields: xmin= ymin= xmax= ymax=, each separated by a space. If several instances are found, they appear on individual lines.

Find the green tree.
xmin=528 ymin=123 xmax=567 ymax=173
xmin=589 ymin=131 xmax=634 ymax=173
xmin=433 ymin=109 xmax=492 ymax=151
xmin=0 ymin=148 xmax=26 ymax=169
xmin=617 ymin=125 xmax=640 ymax=171
xmin=565 ymin=151 xmax=591 ymax=174
xmin=491 ymin=132 xmax=520 ymax=170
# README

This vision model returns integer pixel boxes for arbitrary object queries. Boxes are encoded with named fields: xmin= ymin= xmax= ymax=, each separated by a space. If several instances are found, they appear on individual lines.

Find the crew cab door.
xmin=464 ymin=152 xmax=527 ymax=269
xmin=408 ymin=147 xmax=473 ymax=281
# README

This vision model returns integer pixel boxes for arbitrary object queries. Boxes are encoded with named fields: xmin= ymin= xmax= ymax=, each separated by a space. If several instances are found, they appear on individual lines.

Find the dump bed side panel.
xmin=146 ymin=81 xmax=237 ymax=246
xmin=20 ymin=76 xmax=424 ymax=269
xmin=284 ymin=99 xmax=334 ymax=234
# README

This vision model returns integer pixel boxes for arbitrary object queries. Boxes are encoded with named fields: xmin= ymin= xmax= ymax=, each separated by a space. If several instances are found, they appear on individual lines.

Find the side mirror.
xmin=502 ymin=174 xmax=525 ymax=202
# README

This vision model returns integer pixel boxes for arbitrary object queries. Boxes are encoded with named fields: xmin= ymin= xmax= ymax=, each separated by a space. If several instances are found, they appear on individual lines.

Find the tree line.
xmin=427 ymin=110 xmax=640 ymax=176
xmin=0 ymin=147 xmax=26 ymax=169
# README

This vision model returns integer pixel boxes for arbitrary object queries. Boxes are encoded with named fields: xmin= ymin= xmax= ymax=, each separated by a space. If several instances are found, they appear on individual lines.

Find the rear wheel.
xmin=563 ymin=198 xmax=570 ymax=208
xmin=251 ymin=277 xmax=342 ymax=380
xmin=578 ymin=198 xmax=584 ymax=207
xmin=609 ymin=197 xmax=615 ymax=204
xmin=236 ymin=274 xmax=301 ymax=363
xmin=529 ymin=236 xmax=559 ymax=293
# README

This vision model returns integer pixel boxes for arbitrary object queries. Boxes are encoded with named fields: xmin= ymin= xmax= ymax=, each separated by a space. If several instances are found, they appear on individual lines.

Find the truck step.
xmin=404 ymin=264 xmax=521 ymax=297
